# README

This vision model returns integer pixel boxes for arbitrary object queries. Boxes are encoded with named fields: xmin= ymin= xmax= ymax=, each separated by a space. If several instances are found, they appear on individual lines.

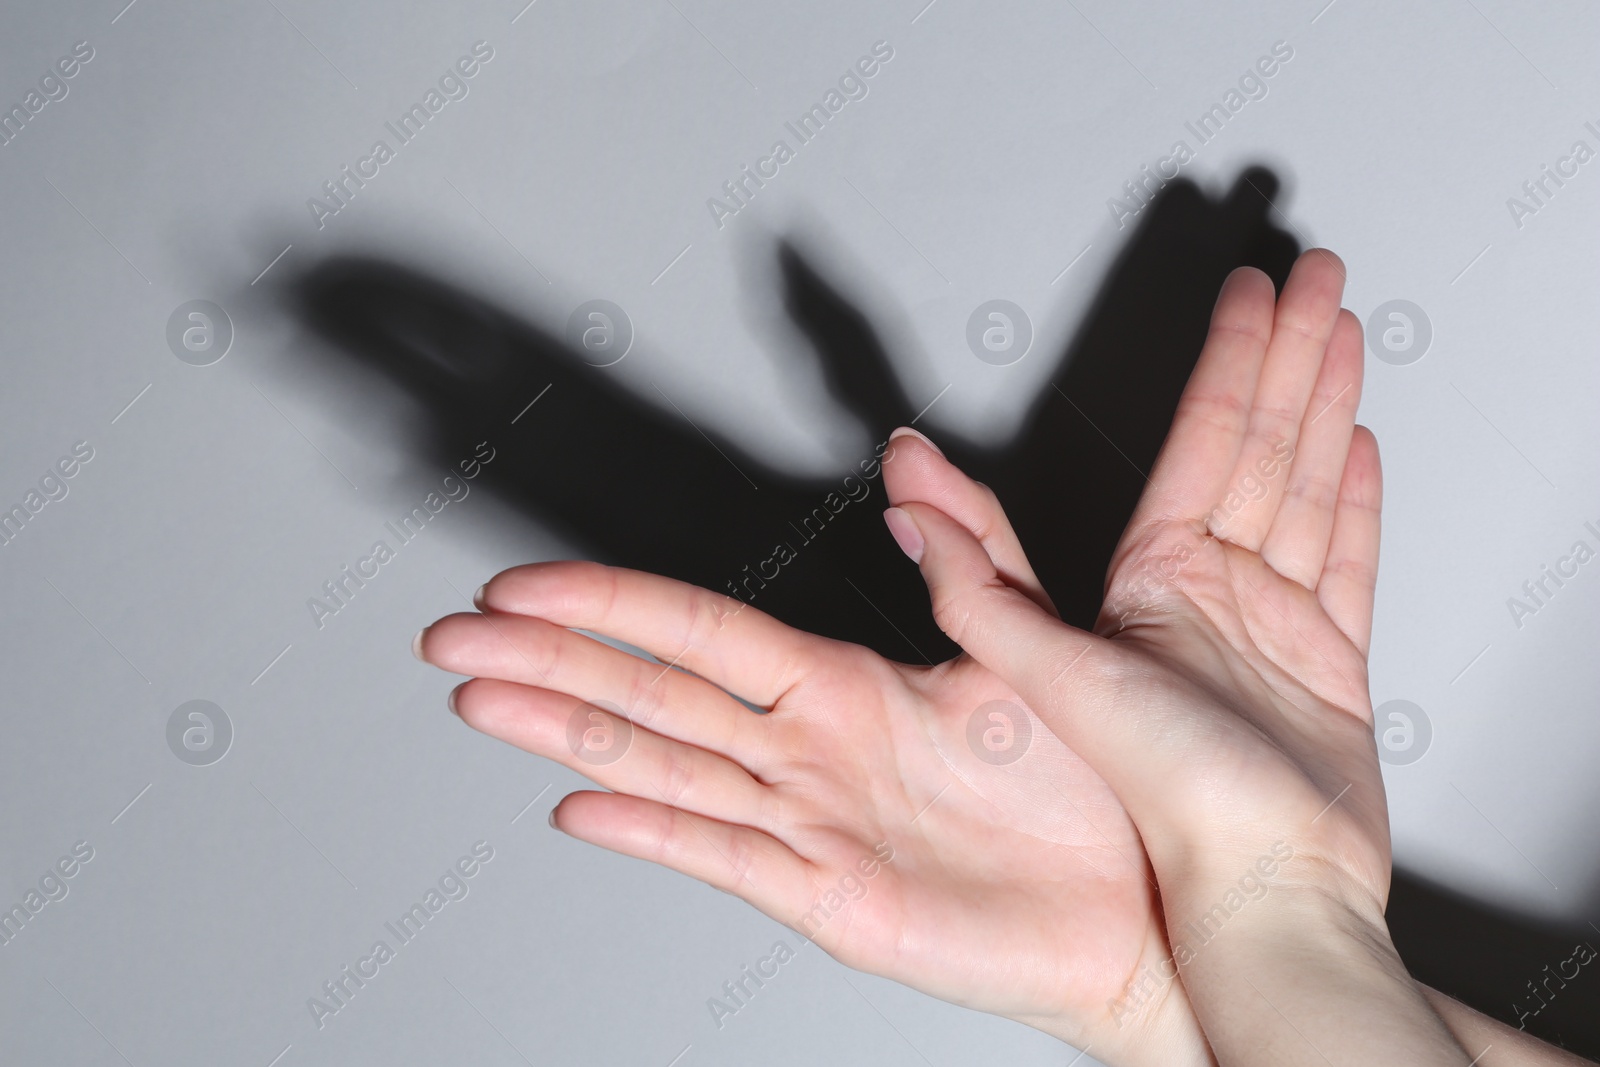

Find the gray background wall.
xmin=1 ymin=0 xmax=1596 ymax=1064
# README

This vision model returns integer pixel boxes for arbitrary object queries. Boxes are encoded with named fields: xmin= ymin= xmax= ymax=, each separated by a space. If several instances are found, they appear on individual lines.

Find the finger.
xmin=887 ymin=500 xmax=1223 ymax=841
xmin=551 ymin=790 xmax=814 ymax=922
xmin=452 ymin=677 xmax=773 ymax=830
xmin=1211 ymin=249 xmax=1348 ymax=549
xmin=1317 ymin=425 xmax=1382 ymax=657
xmin=418 ymin=611 xmax=767 ymax=766
xmin=1259 ymin=309 xmax=1365 ymax=588
xmin=882 ymin=502 xmax=1095 ymax=686
xmin=1123 ymin=266 xmax=1276 ymax=536
xmin=477 ymin=561 xmax=815 ymax=708
xmin=882 ymin=426 xmax=1057 ymax=615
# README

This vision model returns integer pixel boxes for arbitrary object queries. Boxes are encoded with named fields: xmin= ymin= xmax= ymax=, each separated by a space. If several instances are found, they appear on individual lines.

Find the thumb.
xmin=883 ymin=502 xmax=1075 ymax=671
xmin=883 ymin=502 xmax=1209 ymax=841
xmin=881 ymin=426 xmax=1057 ymax=616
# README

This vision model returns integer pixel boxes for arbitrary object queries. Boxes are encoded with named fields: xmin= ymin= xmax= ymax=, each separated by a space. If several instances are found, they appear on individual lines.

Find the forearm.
xmin=1166 ymin=876 xmax=1468 ymax=1066
xmin=1421 ymin=985 xmax=1597 ymax=1066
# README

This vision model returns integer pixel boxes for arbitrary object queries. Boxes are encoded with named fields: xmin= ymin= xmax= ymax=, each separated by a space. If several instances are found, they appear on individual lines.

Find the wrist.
xmin=1165 ymin=852 xmax=1402 ymax=1007
xmin=1022 ymin=975 xmax=1217 ymax=1067
xmin=1170 ymin=872 xmax=1396 ymax=977
xmin=1164 ymin=880 xmax=1467 ymax=1066
xmin=1012 ymin=923 xmax=1221 ymax=1067
xmin=1157 ymin=834 xmax=1389 ymax=949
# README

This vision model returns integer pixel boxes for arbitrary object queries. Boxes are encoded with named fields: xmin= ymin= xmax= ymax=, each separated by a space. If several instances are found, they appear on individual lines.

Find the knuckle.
xmin=683 ymin=588 xmax=726 ymax=650
xmin=1208 ymin=317 xmax=1271 ymax=346
xmin=721 ymin=833 xmax=759 ymax=891
xmin=521 ymin=623 xmax=562 ymax=683
xmin=624 ymin=665 xmax=670 ymax=731
xmin=657 ymin=745 xmax=694 ymax=808
xmin=1176 ymin=389 xmax=1250 ymax=434
xmin=1247 ymin=406 xmax=1301 ymax=443
xmin=752 ymin=786 xmax=783 ymax=835
xmin=972 ymin=482 xmax=1005 ymax=537
xmin=931 ymin=590 xmax=970 ymax=642
xmin=1280 ymin=315 xmax=1322 ymax=339
xmin=1285 ymin=471 xmax=1338 ymax=510
xmin=931 ymin=580 xmax=1008 ymax=646
xmin=651 ymin=807 xmax=680 ymax=862
xmin=1324 ymin=557 xmax=1376 ymax=586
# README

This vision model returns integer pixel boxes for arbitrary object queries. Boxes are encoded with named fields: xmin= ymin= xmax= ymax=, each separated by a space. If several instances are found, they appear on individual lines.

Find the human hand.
xmin=886 ymin=249 xmax=1386 ymax=907
xmin=884 ymin=249 xmax=1479 ymax=1062
xmin=414 ymin=516 xmax=1212 ymax=1065
xmin=410 ymin=243 xmax=1390 ymax=1064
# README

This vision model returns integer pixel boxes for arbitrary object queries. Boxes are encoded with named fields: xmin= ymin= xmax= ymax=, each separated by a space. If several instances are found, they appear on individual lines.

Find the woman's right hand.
xmin=882 ymin=250 xmax=1479 ymax=1064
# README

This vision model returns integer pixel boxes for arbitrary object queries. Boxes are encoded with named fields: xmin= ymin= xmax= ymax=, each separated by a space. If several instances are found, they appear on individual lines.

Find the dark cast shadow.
xmin=289 ymin=167 xmax=1296 ymax=662
xmin=285 ymin=164 xmax=1599 ymax=1058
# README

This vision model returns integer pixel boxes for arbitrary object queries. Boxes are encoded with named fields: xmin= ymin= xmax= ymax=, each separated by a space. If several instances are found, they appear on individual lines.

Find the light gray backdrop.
xmin=1 ymin=0 xmax=1597 ymax=1064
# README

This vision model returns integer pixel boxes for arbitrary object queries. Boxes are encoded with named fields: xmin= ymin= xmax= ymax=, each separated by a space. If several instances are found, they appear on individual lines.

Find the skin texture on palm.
xmin=417 ymin=545 xmax=1207 ymax=1066
xmin=412 ymin=248 xmax=1386 ymax=1066
xmin=410 ymin=237 xmax=1596 ymax=1064
xmin=881 ymin=250 xmax=1486 ymax=1063
xmin=887 ymin=250 xmax=1394 ymax=910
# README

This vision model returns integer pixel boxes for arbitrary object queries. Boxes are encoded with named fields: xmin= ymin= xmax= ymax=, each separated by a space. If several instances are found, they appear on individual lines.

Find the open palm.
xmin=892 ymin=249 xmax=1391 ymax=937
xmin=416 ymin=534 xmax=1202 ymax=1063
xmin=415 ymin=248 xmax=1377 ymax=1066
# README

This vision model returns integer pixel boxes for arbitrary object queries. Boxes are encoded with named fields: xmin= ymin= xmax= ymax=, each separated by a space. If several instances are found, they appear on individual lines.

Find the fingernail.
xmin=883 ymin=507 xmax=925 ymax=564
xmin=547 ymin=809 xmax=561 ymax=831
xmin=411 ymin=627 xmax=428 ymax=661
xmin=889 ymin=425 xmax=944 ymax=458
xmin=447 ymin=683 xmax=463 ymax=716
xmin=472 ymin=584 xmax=487 ymax=610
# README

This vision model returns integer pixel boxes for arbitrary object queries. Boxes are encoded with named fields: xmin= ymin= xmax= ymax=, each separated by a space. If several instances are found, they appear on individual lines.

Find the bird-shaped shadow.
xmin=293 ymin=169 xmax=1295 ymax=662
xmin=287 ymin=165 xmax=1600 ymax=1057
